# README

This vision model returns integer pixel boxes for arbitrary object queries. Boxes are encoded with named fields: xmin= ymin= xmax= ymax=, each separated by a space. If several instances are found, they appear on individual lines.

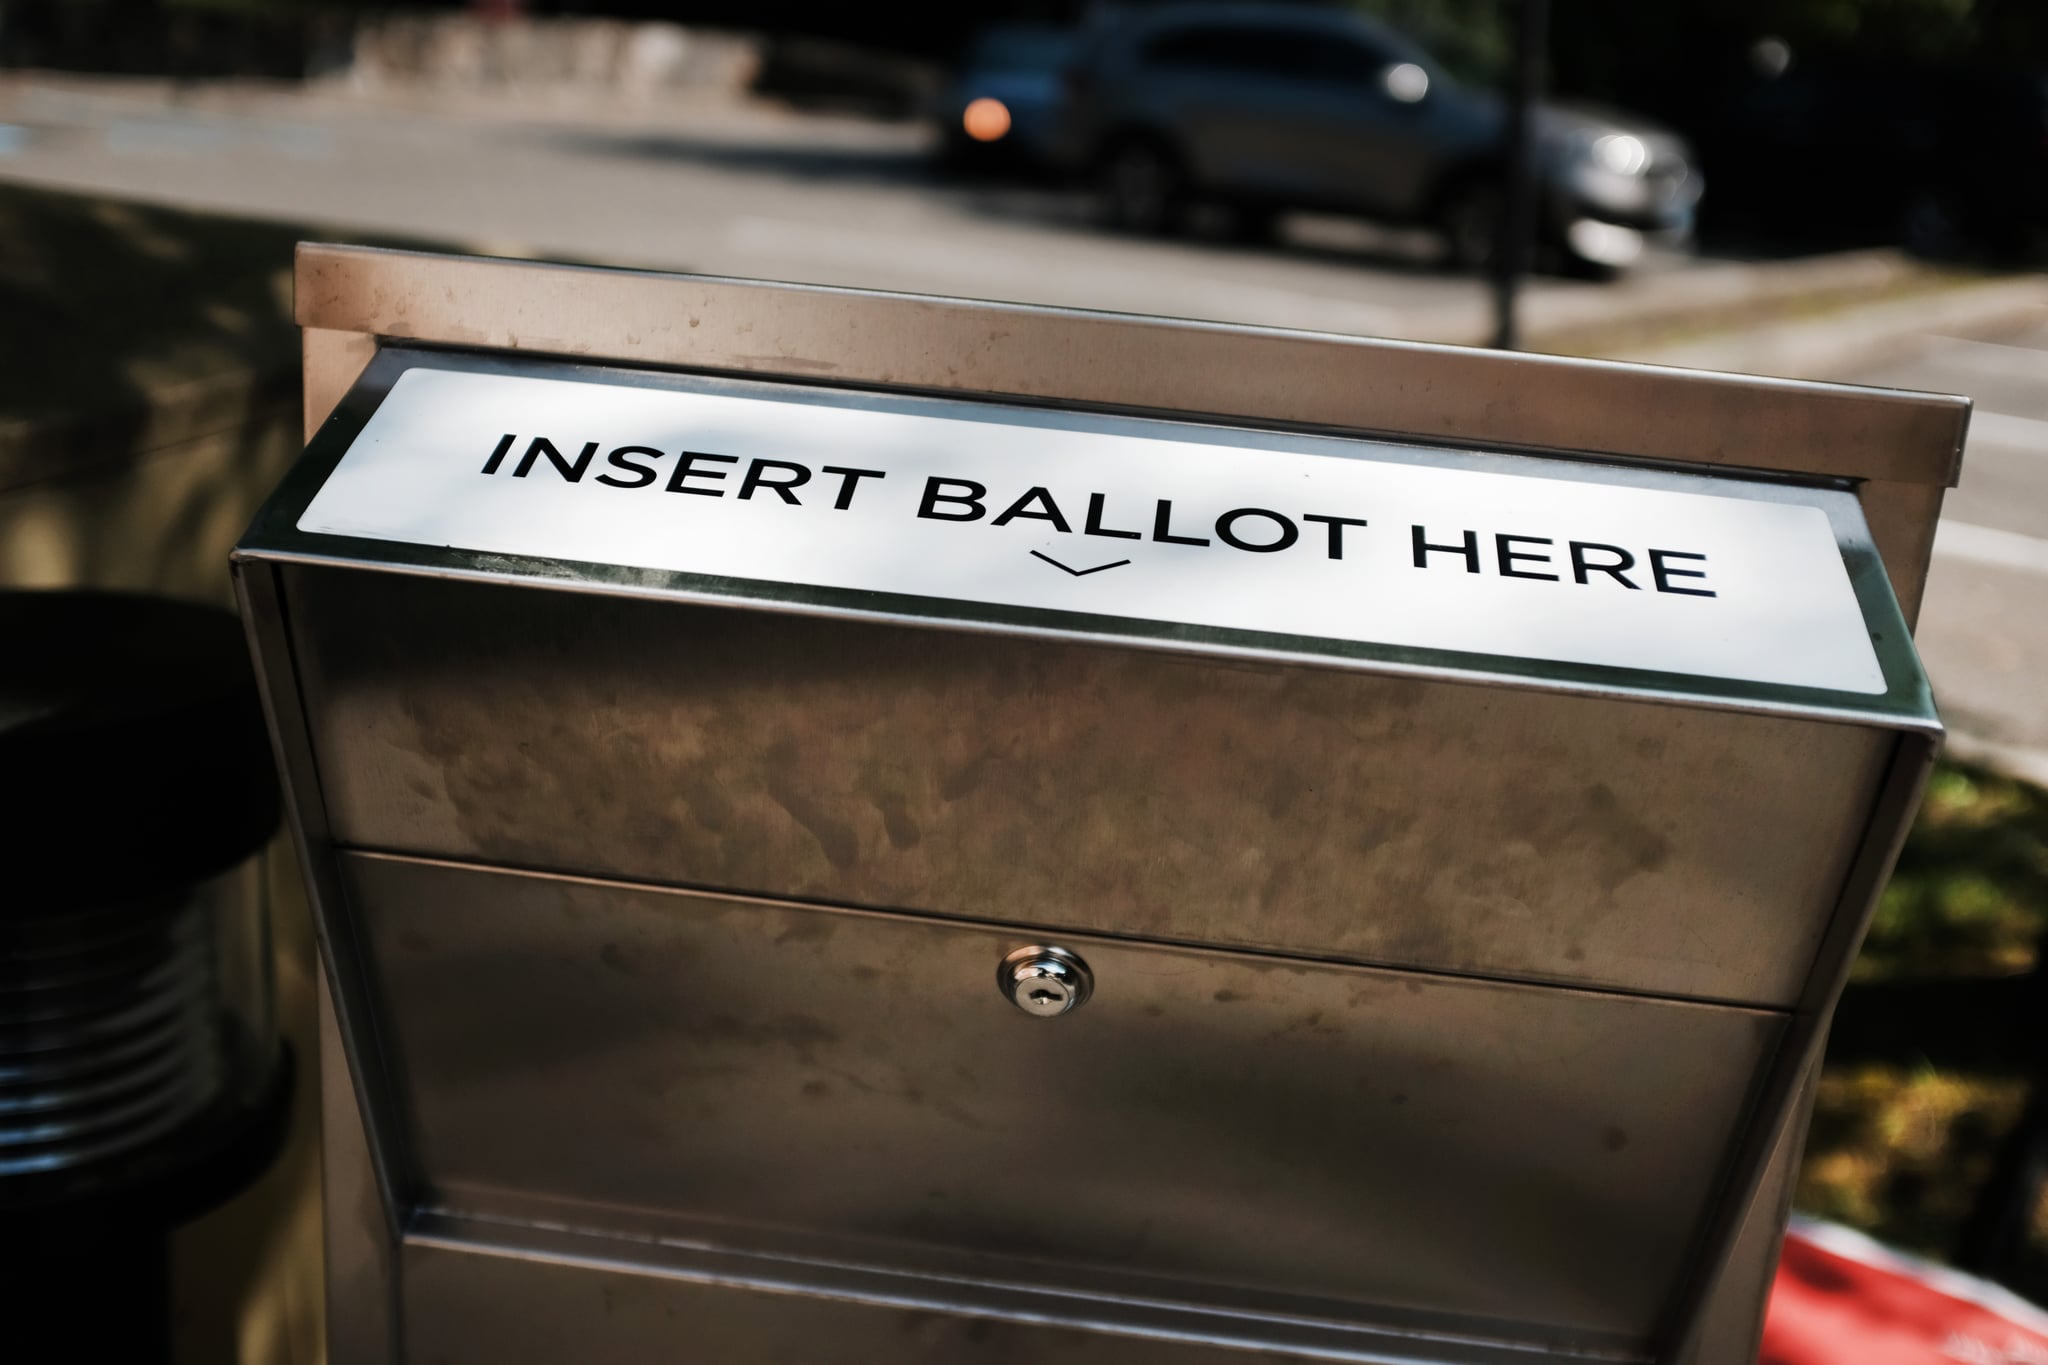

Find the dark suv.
xmin=1052 ymin=3 xmax=1702 ymax=273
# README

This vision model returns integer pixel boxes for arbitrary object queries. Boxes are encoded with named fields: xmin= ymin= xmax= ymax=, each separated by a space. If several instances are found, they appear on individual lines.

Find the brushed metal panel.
xmin=294 ymin=565 xmax=1895 ymax=1005
xmin=301 ymin=328 xmax=377 ymax=444
xmin=347 ymin=852 xmax=1780 ymax=1343
xmin=317 ymin=972 xmax=395 ymax=1365
xmin=398 ymin=1228 xmax=1609 ymax=1365
xmin=1670 ymin=1053 xmax=1821 ymax=1365
xmin=401 ymin=1242 xmax=1319 ymax=1365
xmin=1859 ymin=478 xmax=1948 ymax=626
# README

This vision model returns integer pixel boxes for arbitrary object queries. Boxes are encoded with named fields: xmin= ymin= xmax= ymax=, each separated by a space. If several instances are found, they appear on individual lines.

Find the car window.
xmin=1140 ymin=24 xmax=1383 ymax=84
xmin=1139 ymin=25 xmax=1251 ymax=72
xmin=966 ymin=27 xmax=1075 ymax=75
xmin=1344 ymin=32 xmax=1406 ymax=70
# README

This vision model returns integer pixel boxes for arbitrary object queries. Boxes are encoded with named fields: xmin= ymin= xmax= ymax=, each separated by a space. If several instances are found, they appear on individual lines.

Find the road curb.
xmin=1941 ymin=732 xmax=2048 ymax=792
xmin=1519 ymin=249 xmax=1921 ymax=350
xmin=1599 ymin=275 xmax=2048 ymax=381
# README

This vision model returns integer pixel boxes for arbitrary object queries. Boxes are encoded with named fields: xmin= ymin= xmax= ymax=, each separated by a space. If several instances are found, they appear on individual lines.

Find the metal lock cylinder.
xmin=999 ymin=946 xmax=1093 ymax=1018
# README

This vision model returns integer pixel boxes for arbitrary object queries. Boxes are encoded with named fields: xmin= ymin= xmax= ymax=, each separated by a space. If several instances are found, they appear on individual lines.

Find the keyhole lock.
xmin=999 ymin=945 xmax=1093 ymax=1019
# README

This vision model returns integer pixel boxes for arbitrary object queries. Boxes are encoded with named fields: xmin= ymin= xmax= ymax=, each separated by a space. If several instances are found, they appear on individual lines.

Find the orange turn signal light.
xmin=963 ymin=97 xmax=1012 ymax=143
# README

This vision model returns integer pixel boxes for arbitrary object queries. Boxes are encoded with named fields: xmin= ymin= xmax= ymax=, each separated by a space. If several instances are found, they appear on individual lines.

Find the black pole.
xmin=1952 ymin=956 xmax=2048 ymax=1284
xmin=7 ymin=1233 xmax=174 ymax=1365
xmin=1492 ymin=0 xmax=1548 ymax=351
xmin=1 ymin=592 xmax=293 ymax=1365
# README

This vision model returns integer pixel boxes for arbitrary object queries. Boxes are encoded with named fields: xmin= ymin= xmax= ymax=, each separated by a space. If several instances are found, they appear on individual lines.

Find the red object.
xmin=1763 ymin=1218 xmax=2048 ymax=1365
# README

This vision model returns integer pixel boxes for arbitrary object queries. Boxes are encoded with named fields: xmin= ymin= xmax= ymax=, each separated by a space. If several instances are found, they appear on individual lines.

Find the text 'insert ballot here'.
xmin=299 ymin=367 xmax=1888 ymax=694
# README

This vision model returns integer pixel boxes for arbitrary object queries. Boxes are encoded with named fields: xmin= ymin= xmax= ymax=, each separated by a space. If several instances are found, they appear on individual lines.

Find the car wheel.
xmin=1223 ymin=201 xmax=1284 ymax=246
xmin=1437 ymin=178 xmax=1503 ymax=273
xmin=1097 ymin=137 xmax=1187 ymax=236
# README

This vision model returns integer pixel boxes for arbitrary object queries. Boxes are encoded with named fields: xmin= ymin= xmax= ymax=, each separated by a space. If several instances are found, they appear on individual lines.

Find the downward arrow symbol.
xmin=1031 ymin=550 xmax=1132 ymax=577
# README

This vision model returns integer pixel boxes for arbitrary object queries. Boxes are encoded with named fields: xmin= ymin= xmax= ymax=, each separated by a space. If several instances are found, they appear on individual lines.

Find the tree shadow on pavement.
xmin=545 ymin=126 xmax=1450 ymax=278
xmin=0 ymin=186 xmax=461 ymax=597
xmin=0 ymin=185 xmax=300 ymax=468
xmin=0 ymin=184 xmax=471 ymax=486
xmin=546 ymin=129 xmax=941 ymax=187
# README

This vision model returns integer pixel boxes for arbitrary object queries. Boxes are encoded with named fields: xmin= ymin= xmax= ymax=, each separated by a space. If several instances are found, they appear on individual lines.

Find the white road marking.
xmin=1922 ymin=332 xmax=2048 ymax=381
xmin=1966 ymin=410 xmax=2048 ymax=450
xmin=1933 ymin=519 xmax=2048 ymax=576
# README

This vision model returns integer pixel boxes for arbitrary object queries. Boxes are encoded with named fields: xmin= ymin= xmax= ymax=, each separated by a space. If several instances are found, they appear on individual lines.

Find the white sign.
xmin=299 ymin=367 xmax=1888 ymax=695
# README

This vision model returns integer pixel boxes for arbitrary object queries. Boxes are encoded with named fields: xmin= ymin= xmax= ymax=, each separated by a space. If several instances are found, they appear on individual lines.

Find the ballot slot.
xmin=271 ymin=348 xmax=1919 ymax=712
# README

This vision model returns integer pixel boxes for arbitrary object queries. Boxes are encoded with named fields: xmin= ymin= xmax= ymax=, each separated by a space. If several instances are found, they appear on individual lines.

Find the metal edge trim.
xmin=402 ymin=1212 xmax=1642 ymax=1365
xmin=315 ymin=973 xmax=399 ymax=1365
xmin=1650 ymin=727 xmax=1940 ymax=1354
xmin=233 ymin=563 xmax=417 ymax=1261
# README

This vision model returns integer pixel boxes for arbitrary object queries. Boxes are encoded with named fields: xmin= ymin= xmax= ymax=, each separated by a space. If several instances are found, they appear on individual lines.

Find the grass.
xmin=1860 ymin=764 xmax=2048 ymax=982
xmin=1799 ymin=760 xmax=2048 ymax=1300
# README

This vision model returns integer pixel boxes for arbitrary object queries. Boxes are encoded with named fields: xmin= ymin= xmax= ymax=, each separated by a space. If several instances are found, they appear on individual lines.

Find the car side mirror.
xmin=1381 ymin=62 xmax=1430 ymax=104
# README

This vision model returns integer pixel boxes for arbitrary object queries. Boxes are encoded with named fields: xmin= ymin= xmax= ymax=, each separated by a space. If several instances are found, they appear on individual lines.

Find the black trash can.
xmin=1 ymin=591 xmax=291 ymax=1363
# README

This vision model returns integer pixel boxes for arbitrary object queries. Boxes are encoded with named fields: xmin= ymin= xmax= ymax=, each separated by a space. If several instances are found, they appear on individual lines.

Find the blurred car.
xmin=1052 ymin=3 xmax=1702 ymax=274
xmin=936 ymin=24 xmax=1078 ymax=174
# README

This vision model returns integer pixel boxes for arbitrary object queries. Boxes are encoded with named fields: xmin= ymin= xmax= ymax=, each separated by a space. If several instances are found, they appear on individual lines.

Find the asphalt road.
xmin=3 ymin=74 xmax=2043 ymax=780
xmin=0 ymin=74 xmax=1728 ymax=344
xmin=1860 ymin=323 xmax=2048 ymax=784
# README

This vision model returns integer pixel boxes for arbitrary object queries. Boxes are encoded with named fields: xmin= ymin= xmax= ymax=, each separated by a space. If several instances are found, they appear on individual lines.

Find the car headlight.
xmin=1589 ymin=133 xmax=1650 ymax=177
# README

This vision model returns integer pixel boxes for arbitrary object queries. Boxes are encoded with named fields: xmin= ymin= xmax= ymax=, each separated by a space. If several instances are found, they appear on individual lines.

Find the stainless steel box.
xmin=239 ymin=247 xmax=1967 ymax=1365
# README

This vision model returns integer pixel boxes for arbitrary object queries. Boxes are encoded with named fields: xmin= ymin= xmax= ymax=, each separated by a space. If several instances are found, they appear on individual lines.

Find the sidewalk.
xmin=1568 ymin=267 xmax=2048 ymax=384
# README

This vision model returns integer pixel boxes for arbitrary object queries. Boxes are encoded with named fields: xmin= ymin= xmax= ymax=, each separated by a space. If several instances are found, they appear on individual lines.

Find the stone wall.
xmin=327 ymin=15 xmax=763 ymax=102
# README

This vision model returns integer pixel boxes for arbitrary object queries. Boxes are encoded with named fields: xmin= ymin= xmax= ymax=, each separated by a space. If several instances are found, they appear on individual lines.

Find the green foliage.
xmin=1797 ymin=759 xmax=2048 ymax=1296
xmin=1347 ymin=0 xmax=1515 ymax=86
xmin=126 ymin=0 xmax=380 ymax=13
xmin=1860 ymin=762 xmax=2048 ymax=982
xmin=1760 ymin=0 xmax=1983 ymax=57
xmin=1800 ymin=1063 xmax=2030 ymax=1262
xmin=1345 ymin=0 xmax=2048 ymax=105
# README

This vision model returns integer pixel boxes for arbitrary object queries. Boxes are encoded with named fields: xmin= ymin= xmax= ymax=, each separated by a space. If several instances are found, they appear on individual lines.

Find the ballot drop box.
xmin=236 ymin=246 xmax=1970 ymax=1365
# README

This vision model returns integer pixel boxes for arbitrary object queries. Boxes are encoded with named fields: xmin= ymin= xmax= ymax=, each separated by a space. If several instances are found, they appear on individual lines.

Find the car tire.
xmin=1557 ymin=243 xmax=1624 ymax=282
xmin=1437 ymin=177 xmax=1503 ymax=273
xmin=1901 ymin=190 xmax=1967 ymax=261
xmin=1097 ymin=135 xmax=1187 ymax=237
xmin=1223 ymin=201 xmax=1284 ymax=246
